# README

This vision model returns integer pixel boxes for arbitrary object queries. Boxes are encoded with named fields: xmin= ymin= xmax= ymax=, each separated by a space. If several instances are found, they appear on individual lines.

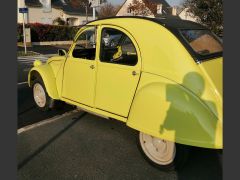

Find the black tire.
xmin=137 ymin=131 xmax=189 ymax=171
xmin=32 ymin=78 xmax=55 ymax=111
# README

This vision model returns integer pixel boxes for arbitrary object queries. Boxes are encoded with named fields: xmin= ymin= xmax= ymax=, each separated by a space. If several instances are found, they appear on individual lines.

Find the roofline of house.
xmin=24 ymin=5 xmax=93 ymax=16
xmin=115 ymin=0 xmax=128 ymax=16
xmin=115 ymin=0 xmax=175 ymax=16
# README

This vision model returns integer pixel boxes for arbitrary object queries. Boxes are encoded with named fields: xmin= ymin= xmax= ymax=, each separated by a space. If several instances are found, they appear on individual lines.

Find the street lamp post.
xmin=19 ymin=7 xmax=28 ymax=54
xmin=93 ymin=6 xmax=96 ymax=20
xmin=89 ymin=0 xmax=100 ymax=20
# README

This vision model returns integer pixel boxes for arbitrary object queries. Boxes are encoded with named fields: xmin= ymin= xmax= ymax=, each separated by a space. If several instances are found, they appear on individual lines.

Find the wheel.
xmin=138 ymin=132 xmax=189 ymax=171
xmin=32 ymin=79 xmax=54 ymax=111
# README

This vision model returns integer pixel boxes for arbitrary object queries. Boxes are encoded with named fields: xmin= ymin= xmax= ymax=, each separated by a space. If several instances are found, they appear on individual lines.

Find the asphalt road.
xmin=18 ymin=111 xmax=222 ymax=180
xmin=17 ymin=46 xmax=222 ymax=180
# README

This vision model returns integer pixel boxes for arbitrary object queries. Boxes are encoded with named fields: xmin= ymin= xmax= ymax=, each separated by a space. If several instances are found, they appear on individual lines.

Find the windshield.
xmin=180 ymin=29 xmax=223 ymax=56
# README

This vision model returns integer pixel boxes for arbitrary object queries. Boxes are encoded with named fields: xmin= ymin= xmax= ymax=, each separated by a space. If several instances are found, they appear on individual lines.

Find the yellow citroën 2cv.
xmin=28 ymin=17 xmax=223 ymax=170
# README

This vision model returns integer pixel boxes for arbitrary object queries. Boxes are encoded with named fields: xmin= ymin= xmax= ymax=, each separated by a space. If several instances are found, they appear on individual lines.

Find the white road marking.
xmin=18 ymin=58 xmax=48 ymax=61
xmin=17 ymin=109 xmax=81 ymax=135
xmin=18 ymin=82 xmax=28 ymax=85
xmin=23 ymin=68 xmax=31 ymax=72
xmin=18 ymin=54 xmax=57 ymax=60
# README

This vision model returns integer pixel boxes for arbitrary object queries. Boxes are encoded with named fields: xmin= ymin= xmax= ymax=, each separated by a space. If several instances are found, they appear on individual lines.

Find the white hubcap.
xmin=139 ymin=132 xmax=176 ymax=165
xmin=33 ymin=83 xmax=46 ymax=108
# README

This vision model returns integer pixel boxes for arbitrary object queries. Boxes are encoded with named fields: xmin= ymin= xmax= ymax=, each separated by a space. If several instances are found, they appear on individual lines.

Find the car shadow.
xmin=177 ymin=147 xmax=222 ymax=180
xmin=18 ymin=112 xmax=87 ymax=170
xmin=159 ymin=72 xmax=222 ymax=178
xmin=160 ymin=72 xmax=219 ymax=149
xmin=18 ymin=85 xmax=75 ymax=128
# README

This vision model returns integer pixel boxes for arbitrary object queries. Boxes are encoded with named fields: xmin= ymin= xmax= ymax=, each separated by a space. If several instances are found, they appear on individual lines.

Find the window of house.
xmin=100 ymin=28 xmax=138 ymax=66
xmin=72 ymin=27 xmax=96 ymax=60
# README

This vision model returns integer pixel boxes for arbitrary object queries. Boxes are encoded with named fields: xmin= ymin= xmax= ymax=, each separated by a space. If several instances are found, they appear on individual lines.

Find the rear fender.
xmin=127 ymin=74 xmax=222 ymax=149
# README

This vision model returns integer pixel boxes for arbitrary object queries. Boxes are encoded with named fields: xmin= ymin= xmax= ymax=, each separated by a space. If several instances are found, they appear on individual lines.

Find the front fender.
xmin=28 ymin=64 xmax=59 ymax=100
xmin=127 ymin=73 xmax=222 ymax=149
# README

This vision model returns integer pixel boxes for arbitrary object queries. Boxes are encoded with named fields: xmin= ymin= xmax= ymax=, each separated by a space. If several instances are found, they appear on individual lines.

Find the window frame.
xmin=69 ymin=25 xmax=98 ymax=61
xmin=175 ymin=28 xmax=223 ymax=63
xmin=99 ymin=26 xmax=141 ymax=67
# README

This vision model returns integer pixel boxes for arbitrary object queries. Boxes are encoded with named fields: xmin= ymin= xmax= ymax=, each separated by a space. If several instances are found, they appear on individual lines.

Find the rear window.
xmin=180 ymin=29 xmax=223 ymax=56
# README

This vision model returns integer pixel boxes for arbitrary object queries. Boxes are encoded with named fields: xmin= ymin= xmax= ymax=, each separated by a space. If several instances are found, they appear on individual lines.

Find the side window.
xmin=100 ymin=28 xmax=138 ymax=66
xmin=72 ymin=27 xmax=96 ymax=60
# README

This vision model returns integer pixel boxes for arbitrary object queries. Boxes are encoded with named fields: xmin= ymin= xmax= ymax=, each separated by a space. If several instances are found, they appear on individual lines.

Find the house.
xmin=116 ymin=0 xmax=179 ymax=18
xmin=17 ymin=0 xmax=96 ymax=26
xmin=178 ymin=7 xmax=198 ymax=22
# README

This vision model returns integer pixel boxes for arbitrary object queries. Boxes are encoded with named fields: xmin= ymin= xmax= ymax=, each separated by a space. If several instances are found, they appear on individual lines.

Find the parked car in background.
xmin=28 ymin=17 xmax=223 ymax=171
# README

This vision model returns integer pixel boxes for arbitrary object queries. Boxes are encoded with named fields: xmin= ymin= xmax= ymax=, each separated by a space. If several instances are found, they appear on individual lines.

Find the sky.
xmin=108 ymin=0 xmax=183 ymax=6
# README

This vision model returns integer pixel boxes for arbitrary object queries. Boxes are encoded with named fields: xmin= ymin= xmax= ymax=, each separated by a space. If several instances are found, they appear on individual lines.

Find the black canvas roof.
xmin=88 ymin=16 xmax=221 ymax=62
xmin=90 ymin=16 xmax=205 ymax=30
xmin=149 ymin=17 xmax=205 ymax=29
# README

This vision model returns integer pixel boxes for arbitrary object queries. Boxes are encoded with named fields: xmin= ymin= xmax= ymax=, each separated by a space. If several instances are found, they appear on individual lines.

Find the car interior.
xmin=100 ymin=28 xmax=138 ymax=66
xmin=71 ymin=27 xmax=138 ymax=65
xmin=72 ymin=46 xmax=96 ymax=60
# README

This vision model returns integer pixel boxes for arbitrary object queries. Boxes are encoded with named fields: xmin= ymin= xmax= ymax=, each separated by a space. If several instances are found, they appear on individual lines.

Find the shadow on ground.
xmin=18 ymin=85 xmax=74 ymax=128
xmin=177 ymin=147 xmax=222 ymax=180
xmin=18 ymin=112 xmax=222 ymax=180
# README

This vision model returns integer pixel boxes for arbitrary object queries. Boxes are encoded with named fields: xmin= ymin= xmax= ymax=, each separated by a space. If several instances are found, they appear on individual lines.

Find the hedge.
xmin=17 ymin=23 xmax=81 ymax=42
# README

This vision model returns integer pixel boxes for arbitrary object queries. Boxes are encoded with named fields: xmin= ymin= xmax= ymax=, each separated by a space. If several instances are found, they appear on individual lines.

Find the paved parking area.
xmin=18 ymin=110 xmax=222 ymax=180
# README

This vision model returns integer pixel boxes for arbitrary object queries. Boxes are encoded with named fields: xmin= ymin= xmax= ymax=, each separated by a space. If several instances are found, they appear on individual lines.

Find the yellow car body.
xmin=28 ymin=17 xmax=223 ymax=149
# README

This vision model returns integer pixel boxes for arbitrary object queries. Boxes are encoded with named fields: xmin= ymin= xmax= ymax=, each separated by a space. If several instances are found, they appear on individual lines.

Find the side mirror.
xmin=58 ymin=49 xmax=67 ymax=56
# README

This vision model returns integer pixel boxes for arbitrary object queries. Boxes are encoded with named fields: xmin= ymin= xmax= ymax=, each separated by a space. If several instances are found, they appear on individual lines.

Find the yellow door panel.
xmin=62 ymin=26 xmax=97 ymax=107
xmin=95 ymin=63 xmax=140 ymax=116
xmin=95 ymin=25 xmax=141 ymax=117
xmin=62 ymin=59 xmax=96 ymax=106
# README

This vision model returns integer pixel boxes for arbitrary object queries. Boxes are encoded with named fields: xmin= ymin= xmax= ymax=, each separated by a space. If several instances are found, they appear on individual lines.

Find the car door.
xmin=95 ymin=26 xmax=141 ymax=117
xmin=62 ymin=26 xmax=97 ymax=107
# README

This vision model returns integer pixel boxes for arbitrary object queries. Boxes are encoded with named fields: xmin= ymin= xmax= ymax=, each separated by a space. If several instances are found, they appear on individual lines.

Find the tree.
xmin=128 ymin=0 xmax=157 ymax=16
xmin=98 ymin=3 xmax=119 ymax=18
xmin=143 ymin=0 xmax=158 ymax=15
xmin=183 ymin=0 xmax=223 ymax=36
xmin=53 ymin=17 xmax=66 ymax=25
xmin=69 ymin=0 xmax=90 ymax=22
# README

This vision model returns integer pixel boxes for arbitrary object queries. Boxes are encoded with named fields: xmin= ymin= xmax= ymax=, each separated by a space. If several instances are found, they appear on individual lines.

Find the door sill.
xmin=61 ymin=97 xmax=127 ymax=122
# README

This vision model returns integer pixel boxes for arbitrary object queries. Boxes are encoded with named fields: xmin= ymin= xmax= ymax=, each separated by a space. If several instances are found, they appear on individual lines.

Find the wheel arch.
xmin=126 ymin=75 xmax=222 ymax=149
xmin=28 ymin=65 xmax=60 ymax=100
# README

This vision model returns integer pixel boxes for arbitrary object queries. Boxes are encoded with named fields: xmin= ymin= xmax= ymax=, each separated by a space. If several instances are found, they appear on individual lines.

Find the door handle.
xmin=90 ymin=65 xmax=95 ymax=69
xmin=132 ymin=71 xmax=138 ymax=76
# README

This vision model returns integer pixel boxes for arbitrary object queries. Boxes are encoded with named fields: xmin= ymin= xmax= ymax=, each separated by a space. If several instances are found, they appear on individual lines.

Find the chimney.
xmin=172 ymin=6 xmax=177 ymax=16
xmin=157 ymin=4 xmax=163 ymax=14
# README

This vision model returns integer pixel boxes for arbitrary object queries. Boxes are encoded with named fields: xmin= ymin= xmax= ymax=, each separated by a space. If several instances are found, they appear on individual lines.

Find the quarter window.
xmin=72 ymin=27 xmax=96 ymax=60
xmin=100 ymin=28 xmax=138 ymax=66
xmin=180 ymin=29 xmax=223 ymax=56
